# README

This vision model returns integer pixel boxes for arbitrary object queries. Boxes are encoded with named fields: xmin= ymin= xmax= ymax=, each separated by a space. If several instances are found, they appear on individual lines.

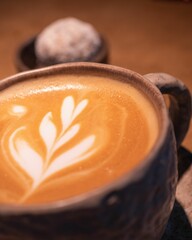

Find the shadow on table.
xmin=162 ymin=147 xmax=192 ymax=240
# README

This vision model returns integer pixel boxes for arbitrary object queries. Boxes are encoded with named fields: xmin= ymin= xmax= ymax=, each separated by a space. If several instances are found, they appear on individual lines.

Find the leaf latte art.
xmin=0 ymin=75 xmax=159 ymax=204
xmin=7 ymin=96 xmax=98 ymax=202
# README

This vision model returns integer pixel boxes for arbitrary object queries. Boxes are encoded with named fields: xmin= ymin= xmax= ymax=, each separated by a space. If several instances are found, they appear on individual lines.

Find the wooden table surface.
xmin=0 ymin=0 xmax=192 ymax=234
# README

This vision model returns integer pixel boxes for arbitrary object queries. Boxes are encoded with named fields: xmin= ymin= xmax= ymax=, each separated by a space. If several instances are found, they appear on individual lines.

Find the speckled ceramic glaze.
xmin=0 ymin=63 xmax=191 ymax=240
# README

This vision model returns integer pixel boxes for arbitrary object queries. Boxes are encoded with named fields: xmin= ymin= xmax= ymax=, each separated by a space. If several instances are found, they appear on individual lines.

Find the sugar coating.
xmin=35 ymin=18 xmax=101 ymax=64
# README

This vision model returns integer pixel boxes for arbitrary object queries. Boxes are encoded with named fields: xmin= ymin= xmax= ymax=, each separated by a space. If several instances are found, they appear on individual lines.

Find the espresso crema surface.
xmin=0 ymin=75 xmax=159 ymax=204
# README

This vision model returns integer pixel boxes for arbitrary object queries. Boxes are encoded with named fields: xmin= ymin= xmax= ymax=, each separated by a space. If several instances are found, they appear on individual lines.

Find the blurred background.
xmin=0 ymin=0 xmax=192 ymax=231
xmin=1 ymin=0 xmax=192 ymax=83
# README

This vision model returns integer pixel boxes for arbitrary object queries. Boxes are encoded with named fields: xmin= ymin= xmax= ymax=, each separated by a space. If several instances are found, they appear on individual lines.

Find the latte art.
xmin=0 ymin=75 xmax=159 ymax=204
xmin=5 ymin=96 xmax=100 ymax=202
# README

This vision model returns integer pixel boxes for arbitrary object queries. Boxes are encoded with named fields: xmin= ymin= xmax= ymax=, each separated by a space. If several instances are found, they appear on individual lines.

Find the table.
xmin=0 ymin=0 xmax=192 ymax=237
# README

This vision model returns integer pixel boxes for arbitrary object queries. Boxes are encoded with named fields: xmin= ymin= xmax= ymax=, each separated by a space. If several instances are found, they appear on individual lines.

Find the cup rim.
xmin=0 ymin=62 xmax=170 ymax=215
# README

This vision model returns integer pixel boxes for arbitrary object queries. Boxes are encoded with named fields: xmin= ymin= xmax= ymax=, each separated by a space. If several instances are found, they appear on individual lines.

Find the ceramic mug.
xmin=0 ymin=63 xmax=191 ymax=240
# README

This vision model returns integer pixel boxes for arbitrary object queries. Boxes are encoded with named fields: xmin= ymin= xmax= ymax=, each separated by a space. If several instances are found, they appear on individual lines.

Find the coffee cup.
xmin=0 ymin=63 xmax=191 ymax=240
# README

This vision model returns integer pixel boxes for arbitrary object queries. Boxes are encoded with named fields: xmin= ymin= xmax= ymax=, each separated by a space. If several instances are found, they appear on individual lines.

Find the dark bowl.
xmin=15 ymin=35 xmax=109 ymax=72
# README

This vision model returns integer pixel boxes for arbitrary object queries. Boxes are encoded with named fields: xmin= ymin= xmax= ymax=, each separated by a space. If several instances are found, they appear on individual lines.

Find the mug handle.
xmin=144 ymin=73 xmax=191 ymax=148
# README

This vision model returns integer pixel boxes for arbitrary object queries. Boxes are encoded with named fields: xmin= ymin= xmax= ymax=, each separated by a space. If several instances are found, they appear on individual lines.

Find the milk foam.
xmin=2 ymin=95 xmax=101 ymax=202
xmin=0 ymin=75 xmax=159 ymax=204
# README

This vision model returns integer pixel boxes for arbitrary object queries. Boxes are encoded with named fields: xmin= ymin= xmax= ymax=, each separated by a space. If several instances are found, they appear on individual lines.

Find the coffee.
xmin=0 ymin=74 xmax=159 ymax=204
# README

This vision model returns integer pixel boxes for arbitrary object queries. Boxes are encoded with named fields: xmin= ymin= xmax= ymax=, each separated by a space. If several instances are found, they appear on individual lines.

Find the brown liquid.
xmin=0 ymin=75 xmax=159 ymax=204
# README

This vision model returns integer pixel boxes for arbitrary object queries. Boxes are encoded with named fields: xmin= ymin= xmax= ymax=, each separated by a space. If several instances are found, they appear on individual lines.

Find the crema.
xmin=0 ymin=75 xmax=159 ymax=204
